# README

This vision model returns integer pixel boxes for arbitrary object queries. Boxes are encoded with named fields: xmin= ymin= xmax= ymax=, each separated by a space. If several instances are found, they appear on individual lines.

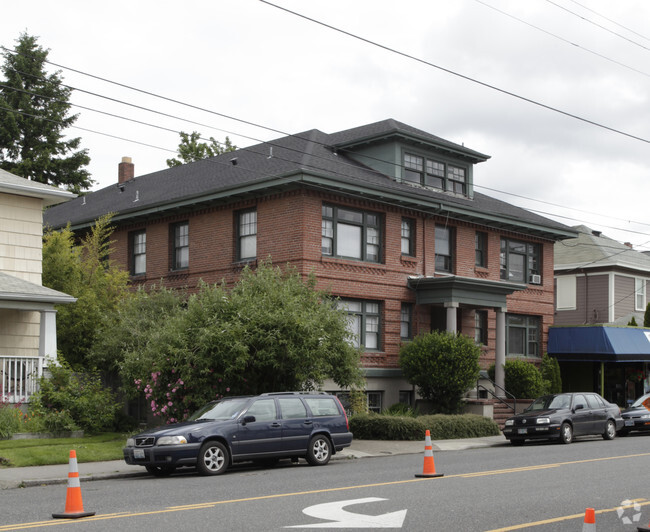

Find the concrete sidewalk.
xmin=0 ymin=435 xmax=508 ymax=490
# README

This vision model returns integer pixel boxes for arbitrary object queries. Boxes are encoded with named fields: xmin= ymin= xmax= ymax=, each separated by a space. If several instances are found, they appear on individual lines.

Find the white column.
xmin=495 ymin=307 xmax=506 ymax=397
xmin=39 ymin=310 xmax=58 ymax=369
xmin=445 ymin=302 xmax=458 ymax=333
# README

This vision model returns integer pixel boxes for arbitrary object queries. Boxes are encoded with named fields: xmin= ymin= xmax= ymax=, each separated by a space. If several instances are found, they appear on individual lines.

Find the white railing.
xmin=0 ymin=356 xmax=43 ymax=404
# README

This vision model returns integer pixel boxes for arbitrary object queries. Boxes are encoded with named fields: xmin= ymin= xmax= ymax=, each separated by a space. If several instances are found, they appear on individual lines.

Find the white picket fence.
xmin=0 ymin=356 xmax=43 ymax=404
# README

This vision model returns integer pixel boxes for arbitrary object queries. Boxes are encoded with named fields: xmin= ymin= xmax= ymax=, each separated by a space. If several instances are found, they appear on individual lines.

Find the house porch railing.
xmin=0 ymin=356 xmax=43 ymax=404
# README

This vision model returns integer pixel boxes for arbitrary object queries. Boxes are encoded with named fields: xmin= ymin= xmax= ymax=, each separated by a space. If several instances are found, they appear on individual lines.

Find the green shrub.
xmin=540 ymin=355 xmax=562 ymax=394
xmin=382 ymin=403 xmax=417 ymax=417
xmin=0 ymin=404 xmax=23 ymax=439
xmin=40 ymin=410 xmax=79 ymax=434
xmin=489 ymin=359 xmax=546 ymax=399
xmin=30 ymin=361 xmax=121 ymax=434
xmin=349 ymin=413 xmax=499 ymax=441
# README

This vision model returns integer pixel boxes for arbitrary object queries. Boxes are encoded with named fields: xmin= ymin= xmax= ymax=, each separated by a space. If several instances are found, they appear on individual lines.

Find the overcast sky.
xmin=3 ymin=0 xmax=650 ymax=249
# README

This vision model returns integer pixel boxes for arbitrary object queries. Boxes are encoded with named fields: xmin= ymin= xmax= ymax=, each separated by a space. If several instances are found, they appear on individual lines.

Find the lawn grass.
xmin=0 ymin=433 xmax=127 ymax=468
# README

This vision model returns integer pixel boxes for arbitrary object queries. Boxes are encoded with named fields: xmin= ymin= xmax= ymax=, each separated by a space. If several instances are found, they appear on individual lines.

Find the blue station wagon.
xmin=123 ymin=392 xmax=352 ymax=476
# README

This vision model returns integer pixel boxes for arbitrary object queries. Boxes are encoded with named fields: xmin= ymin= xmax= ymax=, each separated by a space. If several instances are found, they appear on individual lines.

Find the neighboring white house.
xmin=0 ymin=168 xmax=76 ymax=403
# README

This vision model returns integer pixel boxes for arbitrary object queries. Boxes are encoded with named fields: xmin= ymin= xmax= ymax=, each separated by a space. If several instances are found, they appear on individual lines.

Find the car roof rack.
xmin=260 ymin=391 xmax=329 ymax=396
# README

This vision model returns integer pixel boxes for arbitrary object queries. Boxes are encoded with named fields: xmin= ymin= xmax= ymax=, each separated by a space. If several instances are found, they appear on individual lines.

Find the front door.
xmin=235 ymin=398 xmax=282 ymax=458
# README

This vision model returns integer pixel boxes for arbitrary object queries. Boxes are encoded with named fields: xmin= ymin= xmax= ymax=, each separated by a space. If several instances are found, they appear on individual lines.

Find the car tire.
xmin=306 ymin=435 xmax=331 ymax=466
xmin=145 ymin=465 xmax=175 ymax=477
xmin=560 ymin=422 xmax=573 ymax=444
xmin=603 ymin=419 xmax=617 ymax=440
xmin=197 ymin=441 xmax=229 ymax=476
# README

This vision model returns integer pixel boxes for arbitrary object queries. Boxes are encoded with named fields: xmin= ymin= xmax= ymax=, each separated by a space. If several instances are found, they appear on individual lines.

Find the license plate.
xmin=518 ymin=428 xmax=527 ymax=434
xmin=625 ymin=419 xmax=634 ymax=427
xmin=134 ymin=448 xmax=145 ymax=459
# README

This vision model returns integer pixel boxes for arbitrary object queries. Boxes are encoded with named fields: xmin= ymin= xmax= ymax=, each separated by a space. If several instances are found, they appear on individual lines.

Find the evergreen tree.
xmin=645 ymin=303 xmax=650 ymax=328
xmin=0 ymin=33 xmax=92 ymax=193
xmin=166 ymin=131 xmax=236 ymax=167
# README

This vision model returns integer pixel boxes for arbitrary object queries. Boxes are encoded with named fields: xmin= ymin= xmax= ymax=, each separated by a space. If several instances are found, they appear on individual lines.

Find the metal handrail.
xmin=476 ymin=376 xmax=517 ymax=414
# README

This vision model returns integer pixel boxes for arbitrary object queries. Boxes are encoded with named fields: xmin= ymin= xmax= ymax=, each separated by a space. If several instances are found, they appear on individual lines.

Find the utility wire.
xmin=474 ymin=0 xmax=650 ymax=78
xmin=258 ymin=0 xmax=650 ymax=145
xmin=567 ymin=0 xmax=650 ymax=43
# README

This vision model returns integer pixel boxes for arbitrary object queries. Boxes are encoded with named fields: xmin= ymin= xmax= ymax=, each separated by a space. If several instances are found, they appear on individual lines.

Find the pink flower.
xmin=226 ymin=387 xmax=230 ymax=392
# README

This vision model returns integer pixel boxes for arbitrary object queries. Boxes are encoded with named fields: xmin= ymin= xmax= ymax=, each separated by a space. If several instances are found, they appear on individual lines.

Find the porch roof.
xmin=548 ymin=326 xmax=650 ymax=362
xmin=0 ymin=272 xmax=76 ymax=310
xmin=406 ymin=275 xmax=526 ymax=308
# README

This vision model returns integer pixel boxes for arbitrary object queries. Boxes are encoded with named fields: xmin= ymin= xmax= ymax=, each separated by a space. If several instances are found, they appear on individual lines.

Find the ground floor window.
xmin=399 ymin=390 xmax=413 ymax=406
xmin=506 ymin=314 xmax=540 ymax=358
xmin=333 ymin=391 xmax=383 ymax=414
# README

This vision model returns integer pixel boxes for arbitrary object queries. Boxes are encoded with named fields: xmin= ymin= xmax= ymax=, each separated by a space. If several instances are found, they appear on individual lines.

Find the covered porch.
xmin=407 ymin=275 xmax=526 ymax=395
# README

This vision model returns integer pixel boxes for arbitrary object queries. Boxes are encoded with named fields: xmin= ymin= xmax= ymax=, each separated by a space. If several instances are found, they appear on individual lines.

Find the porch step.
xmin=492 ymin=401 xmax=516 ymax=429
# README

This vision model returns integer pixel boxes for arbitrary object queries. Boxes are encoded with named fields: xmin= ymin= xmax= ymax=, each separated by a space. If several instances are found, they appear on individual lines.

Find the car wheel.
xmin=510 ymin=439 xmax=524 ymax=446
xmin=603 ymin=419 xmax=617 ymax=440
xmin=560 ymin=422 xmax=573 ymax=444
xmin=197 ymin=441 xmax=229 ymax=476
xmin=306 ymin=435 xmax=331 ymax=466
xmin=145 ymin=465 xmax=175 ymax=477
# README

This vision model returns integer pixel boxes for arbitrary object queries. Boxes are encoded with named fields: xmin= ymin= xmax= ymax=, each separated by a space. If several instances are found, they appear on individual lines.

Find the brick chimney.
xmin=118 ymin=157 xmax=134 ymax=184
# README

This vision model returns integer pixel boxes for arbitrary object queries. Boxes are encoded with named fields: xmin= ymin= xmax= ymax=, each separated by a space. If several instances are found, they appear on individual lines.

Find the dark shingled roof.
xmin=44 ymin=119 xmax=575 ymax=240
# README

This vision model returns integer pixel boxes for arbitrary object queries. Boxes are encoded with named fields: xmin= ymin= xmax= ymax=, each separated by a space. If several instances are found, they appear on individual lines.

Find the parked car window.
xmin=305 ymin=397 xmax=340 ymax=416
xmin=189 ymin=398 xmax=250 ymax=421
xmin=246 ymin=399 xmax=277 ymax=421
xmin=573 ymin=394 xmax=587 ymax=409
xmin=278 ymin=398 xmax=308 ymax=419
xmin=585 ymin=394 xmax=602 ymax=409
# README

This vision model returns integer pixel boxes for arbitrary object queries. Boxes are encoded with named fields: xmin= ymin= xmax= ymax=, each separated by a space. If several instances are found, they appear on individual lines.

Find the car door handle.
xmin=303 ymin=420 xmax=313 ymax=425
xmin=270 ymin=422 xmax=281 ymax=428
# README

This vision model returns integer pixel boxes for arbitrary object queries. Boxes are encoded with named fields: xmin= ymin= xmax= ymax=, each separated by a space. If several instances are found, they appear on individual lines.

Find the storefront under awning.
xmin=548 ymin=326 xmax=650 ymax=362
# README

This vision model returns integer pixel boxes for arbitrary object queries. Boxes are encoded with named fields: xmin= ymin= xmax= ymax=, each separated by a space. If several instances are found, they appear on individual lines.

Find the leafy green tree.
xmin=540 ymin=354 xmax=562 ymax=394
xmin=166 ymin=131 xmax=236 ymax=167
xmin=115 ymin=262 xmax=364 ymax=423
xmin=399 ymin=331 xmax=481 ymax=414
xmin=0 ymin=33 xmax=92 ymax=193
xmin=42 ymin=214 xmax=130 ymax=367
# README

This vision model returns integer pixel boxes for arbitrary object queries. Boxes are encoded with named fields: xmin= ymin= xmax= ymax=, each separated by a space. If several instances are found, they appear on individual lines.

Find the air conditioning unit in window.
xmin=530 ymin=274 xmax=541 ymax=285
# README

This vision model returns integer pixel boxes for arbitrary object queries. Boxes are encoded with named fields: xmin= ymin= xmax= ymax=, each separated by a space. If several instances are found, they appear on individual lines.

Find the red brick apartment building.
xmin=44 ymin=119 xmax=576 ymax=412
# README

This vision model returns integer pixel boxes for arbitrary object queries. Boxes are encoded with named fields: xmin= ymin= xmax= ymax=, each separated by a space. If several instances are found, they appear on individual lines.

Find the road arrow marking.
xmin=286 ymin=497 xmax=407 ymax=528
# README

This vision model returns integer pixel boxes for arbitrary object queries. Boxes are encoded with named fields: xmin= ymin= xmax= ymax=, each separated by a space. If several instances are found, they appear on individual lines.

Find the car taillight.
xmin=335 ymin=396 xmax=349 ymax=430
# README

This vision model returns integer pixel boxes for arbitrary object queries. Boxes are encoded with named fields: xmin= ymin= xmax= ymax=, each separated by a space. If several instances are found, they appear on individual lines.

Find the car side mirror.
xmin=241 ymin=415 xmax=256 ymax=425
xmin=574 ymin=404 xmax=584 ymax=411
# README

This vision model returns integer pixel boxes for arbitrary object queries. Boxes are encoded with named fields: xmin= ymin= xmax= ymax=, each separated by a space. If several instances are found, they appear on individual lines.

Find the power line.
xmin=567 ymin=0 xmax=650 ymax=43
xmin=258 ymin=0 xmax=650 ymax=145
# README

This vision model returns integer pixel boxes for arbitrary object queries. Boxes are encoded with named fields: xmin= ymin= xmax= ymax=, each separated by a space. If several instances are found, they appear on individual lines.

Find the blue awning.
xmin=548 ymin=326 xmax=650 ymax=362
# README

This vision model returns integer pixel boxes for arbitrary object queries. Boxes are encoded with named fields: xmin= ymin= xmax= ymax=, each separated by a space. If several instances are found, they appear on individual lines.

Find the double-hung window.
xmin=636 ymin=278 xmax=646 ymax=311
xmin=474 ymin=310 xmax=487 ymax=345
xmin=400 ymin=303 xmax=412 ymax=340
xmin=403 ymin=153 xmax=468 ymax=195
xmin=401 ymin=218 xmax=414 ymax=256
xmin=500 ymin=238 xmax=540 ymax=284
xmin=337 ymin=299 xmax=380 ymax=350
xmin=475 ymin=231 xmax=487 ymax=268
xmin=238 ymin=209 xmax=257 ymax=261
xmin=506 ymin=315 xmax=540 ymax=358
xmin=322 ymin=205 xmax=381 ymax=262
xmin=130 ymin=230 xmax=146 ymax=276
xmin=171 ymin=222 xmax=189 ymax=270
xmin=435 ymin=226 xmax=453 ymax=273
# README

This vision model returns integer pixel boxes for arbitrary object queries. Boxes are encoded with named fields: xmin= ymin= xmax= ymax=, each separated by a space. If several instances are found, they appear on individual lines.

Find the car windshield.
xmin=526 ymin=394 xmax=571 ymax=411
xmin=631 ymin=394 xmax=650 ymax=408
xmin=188 ymin=398 xmax=251 ymax=421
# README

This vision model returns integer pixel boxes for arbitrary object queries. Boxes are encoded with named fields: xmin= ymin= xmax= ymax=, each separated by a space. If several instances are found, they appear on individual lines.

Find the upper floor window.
xmin=636 ymin=278 xmax=646 ymax=311
xmin=556 ymin=276 xmax=577 ymax=310
xmin=238 ymin=209 xmax=257 ymax=261
xmin=171 ymin=222 xmax=189 ymax=270
xmin=322 ymin=204 xmax=381 ymax=263
xmin=500 ymin=238 xmax=540 ymax=284
xmin=401 ymin=218 xmax=414 ymax=256
xmin=435 ymin=226 xmax=453 ymax=273
xmin=337 ymin=299 xmax=380 ymax=350
xmin=130 ymin=230 xmax=146 ymax=276
xmin=475 ymin=231 xmax=487 ymax=268
xmin=403 ymin=153 xmax=467 ymax=195
xmin=506 ymin=314 xmax=540 ymax=358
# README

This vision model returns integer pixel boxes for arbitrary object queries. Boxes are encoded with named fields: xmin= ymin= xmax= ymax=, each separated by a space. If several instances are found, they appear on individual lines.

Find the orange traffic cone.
xmin=52 ymin=450 xmax=95 ymax=519
xmin=638 ymin=519 xmax=650 ymax=531
xmin=582 ymin=508 xmax=596 ymax=531
xmin=415 ymin=430 xmax=443 ymax=478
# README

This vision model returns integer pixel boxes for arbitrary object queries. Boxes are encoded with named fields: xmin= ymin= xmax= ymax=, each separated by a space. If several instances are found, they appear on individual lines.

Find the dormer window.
xmin=403 ymin=153 xmax=467 ymax=195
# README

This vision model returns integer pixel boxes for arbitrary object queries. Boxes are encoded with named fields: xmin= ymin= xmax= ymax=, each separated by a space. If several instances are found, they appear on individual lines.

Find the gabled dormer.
xmin=329 ymin=118 xmax=490 ymax=199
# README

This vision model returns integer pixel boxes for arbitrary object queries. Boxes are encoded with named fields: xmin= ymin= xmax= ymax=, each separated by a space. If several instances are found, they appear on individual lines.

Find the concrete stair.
xmin=492 ymin=401 xmax=516 ymax=429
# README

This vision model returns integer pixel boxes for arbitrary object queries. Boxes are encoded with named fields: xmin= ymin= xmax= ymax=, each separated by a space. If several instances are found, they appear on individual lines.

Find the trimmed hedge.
xmin=349 ymin=413 xmax=500 ymax=441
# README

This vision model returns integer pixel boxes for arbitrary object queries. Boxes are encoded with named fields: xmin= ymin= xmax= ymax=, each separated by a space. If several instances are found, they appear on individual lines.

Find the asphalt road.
xmin=3 ymin=433 xmax=650 ymax=531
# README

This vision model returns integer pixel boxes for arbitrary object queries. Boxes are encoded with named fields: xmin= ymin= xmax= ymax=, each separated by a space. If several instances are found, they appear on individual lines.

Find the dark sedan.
xmin=502 ymin=392 xmax=623 ymax=445
xmin=618 ymin=393 xmax=650 ymax=436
